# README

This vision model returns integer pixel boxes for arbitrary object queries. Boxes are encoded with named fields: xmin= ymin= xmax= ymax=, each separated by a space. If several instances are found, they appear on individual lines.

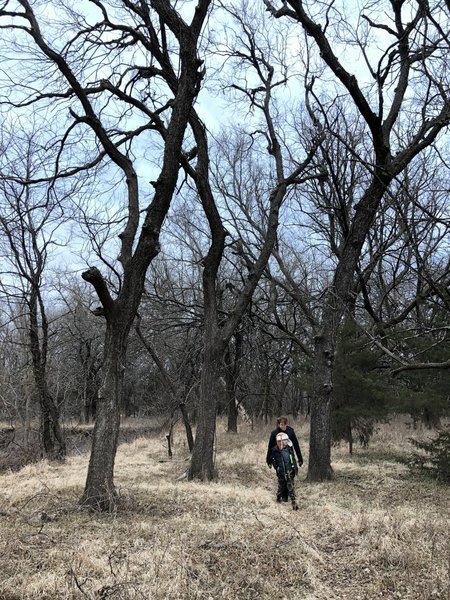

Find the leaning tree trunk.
xmin=179 ymin=402 xmax=194 ymax=453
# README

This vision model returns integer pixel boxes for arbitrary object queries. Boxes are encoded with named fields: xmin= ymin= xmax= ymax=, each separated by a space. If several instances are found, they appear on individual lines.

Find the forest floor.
xmin=0 ymin=417 xmax=448 ymax=600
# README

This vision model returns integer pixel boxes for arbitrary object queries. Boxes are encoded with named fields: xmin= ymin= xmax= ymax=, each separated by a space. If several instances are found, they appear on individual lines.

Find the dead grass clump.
xmin=0 ymin=445 xmax=39 ymax=474
xmin=0 ymin=426 xmax=42 ymax=473
xmin=176 ymin=525 xmax=313 ymax=599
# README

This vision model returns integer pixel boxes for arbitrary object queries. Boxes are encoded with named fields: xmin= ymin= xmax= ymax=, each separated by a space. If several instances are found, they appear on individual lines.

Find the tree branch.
xmin=81 ymin=267 xmax=114 ymax=317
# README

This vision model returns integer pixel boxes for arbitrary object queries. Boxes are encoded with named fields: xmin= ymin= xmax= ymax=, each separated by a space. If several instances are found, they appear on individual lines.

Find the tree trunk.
xmin=40 ymin=410 xmax=52 ymax=456
xmin=224 ymin=335 xmax=242 ymax=433
xmin=179 ymin=402 xmax=194 ymax=452
xmin=29 ymin=292 xmax=66 ymax=460
xmin=227 ymin=398 xmax=238 ymax=434
xmin=80 ymin=322 xmax=126 ymax=510
xmin=348 ymin=423 xmax=353 ymax=455
xmin=188 ymin=338 xmax=223 ymax=480
xmin=38 ymin=384 xmax=66 ymax=459
xmin=308 ymin=324 xmax=335 ymax=481
xmin=307 ymin=177 xmax=392 ymax=481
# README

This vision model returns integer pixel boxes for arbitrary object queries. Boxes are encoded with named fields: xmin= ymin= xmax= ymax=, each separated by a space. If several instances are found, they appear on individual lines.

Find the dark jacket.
xmin=269 ymin=444 xmax=298 ymax=479
xmin=266 ymin=425 xmax=303 ymax=466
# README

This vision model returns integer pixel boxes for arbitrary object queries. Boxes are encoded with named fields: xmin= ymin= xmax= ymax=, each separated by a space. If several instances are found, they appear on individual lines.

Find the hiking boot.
xmin=292 ymin=502 xmax=299 ymax=511
xmin=276 ymin=495 xmax=282 ymax=503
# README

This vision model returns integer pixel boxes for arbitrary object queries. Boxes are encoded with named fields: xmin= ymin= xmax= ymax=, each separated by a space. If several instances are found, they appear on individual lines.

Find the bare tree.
xmin=0 ymin=127 xmax=70 ymax=458
xmin=52 ymin=278 xmax=104 ymax=424
xmin=183 ymin=2 xmax=323 ymax=480
xmin=265 ymin=0 xmax=450 ymax=479
xmin=0 ymin=302 xmax=35 ymax=436
xmin=0 ymin=0 xmax=211 ymax=509
xmin=135 ymin=314 xmax=195 ymax=452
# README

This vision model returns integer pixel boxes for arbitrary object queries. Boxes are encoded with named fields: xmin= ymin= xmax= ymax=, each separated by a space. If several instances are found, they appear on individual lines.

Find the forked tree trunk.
xmin=308 ymin=399 xmax=335 ymax=479
xmin=185 ymin=49 xmax=303 ymax=479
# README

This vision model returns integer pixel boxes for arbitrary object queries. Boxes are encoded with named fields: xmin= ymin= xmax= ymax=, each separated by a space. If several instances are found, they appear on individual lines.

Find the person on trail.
xmin=269 ymin=432 xmax=299 ymax=510
xmin=266 ymin=416 xmax=303 ymax=468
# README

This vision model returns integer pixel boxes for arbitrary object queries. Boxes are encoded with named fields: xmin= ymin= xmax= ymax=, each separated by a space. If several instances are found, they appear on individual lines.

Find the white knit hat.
xmin=276 ymin=432 xmax=292 ymax=446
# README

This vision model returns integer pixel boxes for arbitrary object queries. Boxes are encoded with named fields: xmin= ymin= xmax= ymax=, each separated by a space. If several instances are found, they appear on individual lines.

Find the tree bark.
xmin=80 ymin=321 xmax=127 ymax=510
xmin=29 ymin=290 xmax=66 ymax=460
xmin=225 ymin=332 xmax=242 ymax=433
xmin=179 ymin=402 xmax=194 ymax=453
xmin=227 ymin=398 xmax=239 ymax=434
xmin=308 ymin=177 xmax=391 ymax=481
xmin=308 ymin=327 xmax=335 ymax=480
xmin=188 ymin=335 xmax=224 ymax=480
xmin=37 ymin=379 xmax=66 ymax=459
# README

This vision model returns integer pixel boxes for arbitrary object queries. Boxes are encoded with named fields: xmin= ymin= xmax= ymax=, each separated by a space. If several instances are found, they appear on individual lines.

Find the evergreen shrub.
xmin=408 ymin=428 xmax=450 ymax=483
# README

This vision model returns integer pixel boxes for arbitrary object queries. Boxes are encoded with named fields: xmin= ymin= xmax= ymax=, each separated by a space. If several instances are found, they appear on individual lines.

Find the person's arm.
xmin=290 ymin=430 xmax=303 ymax=465
xmin=292 ymin=450 xmax=299 ymax=475
xmin=266 ymin=431 xmax=276 ymax=465
xmin=271 ymin=449 xmax=282 ymax=475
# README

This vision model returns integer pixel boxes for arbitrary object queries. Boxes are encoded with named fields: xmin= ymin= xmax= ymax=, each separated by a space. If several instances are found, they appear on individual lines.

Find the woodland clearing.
xmin=0 ymin=417 xmax=448 ymax=600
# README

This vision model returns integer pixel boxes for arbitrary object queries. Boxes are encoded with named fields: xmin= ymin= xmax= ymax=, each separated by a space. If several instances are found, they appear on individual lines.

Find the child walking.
xmin=269 ymin=432 xmax=299 ymax=510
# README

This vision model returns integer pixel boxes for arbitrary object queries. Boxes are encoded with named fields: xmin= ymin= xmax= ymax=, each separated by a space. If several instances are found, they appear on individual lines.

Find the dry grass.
xmin=0 ymin=417 xmax=448 ymax=600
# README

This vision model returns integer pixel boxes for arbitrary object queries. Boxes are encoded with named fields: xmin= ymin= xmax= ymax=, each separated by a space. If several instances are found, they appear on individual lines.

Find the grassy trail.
xmin=0 ymin=418 xmax=448 ymax=599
